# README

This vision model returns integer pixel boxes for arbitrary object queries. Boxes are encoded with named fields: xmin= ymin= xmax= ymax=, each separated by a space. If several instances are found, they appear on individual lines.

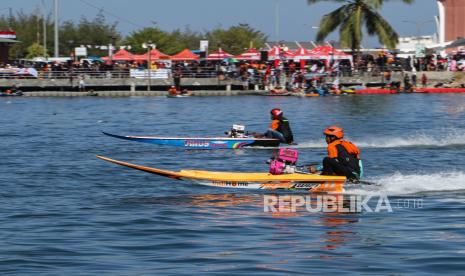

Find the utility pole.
xmin=275 ymin=0 xmax=280 ymax=41
xmin=147 ymin=45 xmax=151 ymax=91
xmin=146 ymin=42 xmax=155 ymax=91
xmin=54 ymin=0 xmax=59 ymax=57
xmin=8 ymin=7 xmax=13 ymax=29
xmin=42 ymin=0 xmax=47 ymax=59
xmin=403 ymin=20 xmax=434 ymax=40
xmin=108 ymin=38 xmax=114 ymax=61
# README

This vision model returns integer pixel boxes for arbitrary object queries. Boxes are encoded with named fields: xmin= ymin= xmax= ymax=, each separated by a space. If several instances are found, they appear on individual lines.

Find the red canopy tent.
xmin=293 ymin=47 xmax=313 ymax=60
xmin=206 ymin=48 xmax=233 ymax=60
xmin=133 ymin=48 xmax=171 ymax=61
xmin=102 ymin=48 xmax=134 ymax=61
xmin=170 ymin=48 xmax=200 ymax=61
xmin=293 ymin=47 xmax=314 ymax=71
xmin=235 ymin=48 xmax=260 ymax=61
xmin=268 ymin=46 xmax=294 ymax=60
xmin=309 ymin=45 xmax=352 ymax=61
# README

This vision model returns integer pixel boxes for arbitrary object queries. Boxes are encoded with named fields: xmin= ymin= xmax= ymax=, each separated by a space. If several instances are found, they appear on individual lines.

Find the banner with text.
xmin=130 ymin=69 xmax=170 ymax=79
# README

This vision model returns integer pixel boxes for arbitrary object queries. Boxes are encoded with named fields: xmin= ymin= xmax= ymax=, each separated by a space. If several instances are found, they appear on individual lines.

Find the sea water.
xmin=1 ymin=94 xmax=465 ymax=274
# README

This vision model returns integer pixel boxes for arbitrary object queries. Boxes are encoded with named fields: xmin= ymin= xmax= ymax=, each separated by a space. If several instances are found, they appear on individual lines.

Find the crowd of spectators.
xmin=2 ymin=50 xmax=465 ymax=82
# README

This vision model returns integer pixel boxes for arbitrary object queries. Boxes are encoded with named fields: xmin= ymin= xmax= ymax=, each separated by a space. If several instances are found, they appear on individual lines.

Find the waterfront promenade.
xmin=0 ymin=71 xmax=461 ymax=96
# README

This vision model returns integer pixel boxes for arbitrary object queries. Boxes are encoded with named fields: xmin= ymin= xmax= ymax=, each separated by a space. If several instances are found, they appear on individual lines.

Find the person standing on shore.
xmin=421 ymin=73 xmax=428 ymax=88
xmin=78 ymin=75 xmax=86 ymax=92
xmin=403 ymin=74 xmax=410 ymax=89
xmin=411 ymin=73 xmax=417 ymax=87
xmin=241 ymin=71 xmax=249 ymax=90
xmin=173 ymin=67 xmax=182 ymax=91
xmin=384 ymin=70 xmax=391 ymax=82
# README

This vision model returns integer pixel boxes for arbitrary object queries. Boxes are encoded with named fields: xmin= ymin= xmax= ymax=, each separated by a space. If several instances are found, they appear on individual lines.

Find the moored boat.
xmin=0 ymin=91 xmax=23 ymax=97
xmin=354 ymin=89 xmax=397 ymax=94
xmin=414 ymin=87 xmax=465 ymax=93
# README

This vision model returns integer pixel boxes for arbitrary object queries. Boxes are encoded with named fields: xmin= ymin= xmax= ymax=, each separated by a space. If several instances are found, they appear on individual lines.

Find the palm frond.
xmin=339 ymin=4 xmax=363 ymax=50
xmin=310 ymin=0 xmax=412 ymax=49
xmin=363 ymin=7 xmax=399 ymax=49
xmin=339 ymin=17 xmax=355 ymax=49
xmin=315 ymin=5 xmax=350 ymax=43
xmin=307 ymin=0 xmax=347 ymax=4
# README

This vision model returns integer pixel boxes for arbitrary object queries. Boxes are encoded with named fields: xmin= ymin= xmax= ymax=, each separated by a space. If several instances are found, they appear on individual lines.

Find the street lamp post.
xmin=54 ymin=0 xmax=59 ymax=57
xmin=303 ymin=25 xmax=319 ymax=47
xmin=403 ymin=19 xmax=434 ymax=39
xmin=41 ymin=1 xmax=47 ymax=60
xmin=148 ymin=45 xmax=151 ymax=91
xmin=108 ymin=36 xmax=116 ymax=63
xmin=275 ymin=0 xmax=280 ymax=41
xmin=68 ymin=40 xmax=74 ymax=62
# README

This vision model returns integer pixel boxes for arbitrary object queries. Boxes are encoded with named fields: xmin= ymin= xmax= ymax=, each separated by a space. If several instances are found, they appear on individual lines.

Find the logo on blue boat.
xmin=184 ymin=140 xmax=210 ymax=147
xmin=210 ymin=141 xmax=228 ymax=148
xmin=184 ymin=140 xmax=231 ymax=148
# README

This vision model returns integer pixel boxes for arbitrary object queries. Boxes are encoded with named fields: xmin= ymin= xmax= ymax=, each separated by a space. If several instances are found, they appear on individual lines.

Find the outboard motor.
xmin=228 ymin=124 xmax=247 ymax=138
xmin=269 ymin=148 xmax=299 ymax=175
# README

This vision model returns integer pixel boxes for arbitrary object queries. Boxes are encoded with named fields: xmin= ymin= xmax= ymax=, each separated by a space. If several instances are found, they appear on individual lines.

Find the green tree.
xmin=0 ymin=9 xmax=120 ymax=58
xmin=168 ymin=26 xmax=203 ymax=54
xmin=59 ymin=20 xmax=80 ymax=57
xmin=123 ymin=27 xmax=172 ymax=54
xmin=60 ymin=11 xmax=121 ymax=57
xmin=25 ymin=42 xmax=46 ymax=58
xmin=2 ymin=9 xmax=266 ymax=59
xmin=205 ymin=23 xmax=267 ymax=54
xmin=308 ymin=0 xmax=413 ymax=52
xmin=0 ymin=9 xmax=52 ymax=59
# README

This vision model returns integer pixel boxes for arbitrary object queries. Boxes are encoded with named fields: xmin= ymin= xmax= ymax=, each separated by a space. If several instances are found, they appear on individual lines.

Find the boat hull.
xmin=0 ymin=92 xmax=23 ymax=97
xmin=414 ymin=88 xmax=465 ymax=93
xmin=97 ymin=155 xmax=346 ymax=193
xmin=354 ymin=89 xmax=397 ymax=94
xmin=260 ymin=92 xmax=293 ymax=96
xmin=167 ymin=94 xmax=191 ymax=98
xmin=102 ymin=132 xmax=280 ymax=149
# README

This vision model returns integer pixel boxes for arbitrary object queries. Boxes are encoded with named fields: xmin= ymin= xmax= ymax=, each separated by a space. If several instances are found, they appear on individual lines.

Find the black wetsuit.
xmin=322 ymin=141 xmax=361 ymax=181
xmin=276 ymin=117 xmax=294 ymax=144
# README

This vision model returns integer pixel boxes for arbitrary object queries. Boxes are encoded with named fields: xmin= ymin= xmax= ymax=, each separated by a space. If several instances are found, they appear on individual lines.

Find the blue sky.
xmin=2 ymin=0 xmax=438 ymax=47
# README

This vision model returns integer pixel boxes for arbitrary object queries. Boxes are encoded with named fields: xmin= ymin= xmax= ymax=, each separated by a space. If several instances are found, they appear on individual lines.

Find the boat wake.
xmin=345 ymin=171 xmax=465 ymax=196
xmin=296 ymin=130 xmax=465 ymax=149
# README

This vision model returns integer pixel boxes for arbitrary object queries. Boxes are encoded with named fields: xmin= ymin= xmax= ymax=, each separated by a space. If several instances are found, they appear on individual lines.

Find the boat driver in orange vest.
xmin=310 ymin=126 xmax=363 ymax=182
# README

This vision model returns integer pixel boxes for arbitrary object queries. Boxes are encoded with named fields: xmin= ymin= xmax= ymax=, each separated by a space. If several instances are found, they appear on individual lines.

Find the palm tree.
xmin=308 ymin=0 xmax=414 ymax=52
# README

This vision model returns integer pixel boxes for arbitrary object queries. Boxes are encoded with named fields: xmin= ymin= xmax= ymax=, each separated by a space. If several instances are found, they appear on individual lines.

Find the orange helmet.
xmin=323 ymin=126 xmax=344 ymax=139
xmin=270 ymin=108 xmax=283 ymax=117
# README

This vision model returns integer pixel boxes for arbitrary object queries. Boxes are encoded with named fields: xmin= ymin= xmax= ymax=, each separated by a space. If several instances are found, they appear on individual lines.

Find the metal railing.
xmin=0 ymin=64 xmax=452 ymax=80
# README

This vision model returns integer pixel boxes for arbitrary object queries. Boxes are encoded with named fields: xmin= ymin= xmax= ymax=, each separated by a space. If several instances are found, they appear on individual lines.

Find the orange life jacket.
xmin=327 ymin=140 xmax=361 ymax=160
xmin=168 ymin=88 xmax=177 ymax=95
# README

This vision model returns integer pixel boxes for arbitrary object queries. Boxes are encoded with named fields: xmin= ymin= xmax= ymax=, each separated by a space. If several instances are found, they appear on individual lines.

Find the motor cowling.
xmin=269 ymin=148 xmax=299 ymax=175
xmin=228 ymin=124 xmax=247 ymax=138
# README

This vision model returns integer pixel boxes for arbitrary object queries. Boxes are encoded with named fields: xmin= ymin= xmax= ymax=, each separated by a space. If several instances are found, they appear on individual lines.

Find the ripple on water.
xmin=1 ymin=95 xmax=465 ymax=274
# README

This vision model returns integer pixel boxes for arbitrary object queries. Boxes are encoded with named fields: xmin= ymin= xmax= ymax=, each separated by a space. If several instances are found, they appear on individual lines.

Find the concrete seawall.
xmin=2 ymin=71 xmax=462 ymax=93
